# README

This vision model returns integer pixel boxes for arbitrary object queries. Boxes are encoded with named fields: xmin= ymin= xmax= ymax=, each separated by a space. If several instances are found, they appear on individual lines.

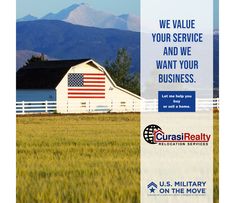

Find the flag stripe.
xmin=68 ymin=96 xmax=105 ymax=99
xmin=68 ymin=88 xmax=105 ymax=91
xmin=68 ymin=92 xmax=105 ymax=95
xmin=84 ymin=81 xmax=105 ymax=84
xmin=83 ymin=73 xmax=105 ymax=76
xmin=84 ymin=77 xmax=105 ymax=80
xmin=83 ymin=85 xmax=105 ymax=87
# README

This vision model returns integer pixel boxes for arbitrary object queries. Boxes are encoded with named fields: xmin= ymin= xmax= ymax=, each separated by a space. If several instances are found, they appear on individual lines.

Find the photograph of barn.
xmin=15 ymin=1 xmax=220 ymax=203
xmin=16 ymin=59 xmax=140 ymax=114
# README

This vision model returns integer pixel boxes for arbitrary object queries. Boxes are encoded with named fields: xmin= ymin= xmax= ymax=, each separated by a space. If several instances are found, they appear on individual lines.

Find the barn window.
xmin=81 ymin=102 xmax=86 ymax=108
xmin=120 ymin=101 xmax=126 ymax=107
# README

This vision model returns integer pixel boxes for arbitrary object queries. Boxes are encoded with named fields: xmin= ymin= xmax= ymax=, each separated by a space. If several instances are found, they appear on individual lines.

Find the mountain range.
xmin=17 ymin=3 xmax=140 ymax=32
xmin=17 ymin=20 xmax=140 ymax=73
xmin=16 ymin=4 xmax=219 ymax=91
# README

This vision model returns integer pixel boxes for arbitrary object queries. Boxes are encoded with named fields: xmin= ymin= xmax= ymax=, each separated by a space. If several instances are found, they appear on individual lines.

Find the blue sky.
xmin=214 ymin=0 xmax=219 ymax=29
xmin=16 ymin=0 xmax=140 ymax=18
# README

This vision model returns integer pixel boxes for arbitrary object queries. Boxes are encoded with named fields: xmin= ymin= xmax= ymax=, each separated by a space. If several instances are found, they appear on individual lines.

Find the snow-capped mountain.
xmin=64 ymin=4 xmax=127 ymax=30
xmin=18 ymin=3 xmax=140 ymax=32
xmin=41 ymin=4 xmax=80 ymax=21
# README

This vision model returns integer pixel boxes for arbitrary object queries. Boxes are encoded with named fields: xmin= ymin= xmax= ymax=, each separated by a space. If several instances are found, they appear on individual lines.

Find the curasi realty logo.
xmin=143 ymin=124 xmax=211 ymax=144
xmin=143 ymin=124 xmax=163 ymax=144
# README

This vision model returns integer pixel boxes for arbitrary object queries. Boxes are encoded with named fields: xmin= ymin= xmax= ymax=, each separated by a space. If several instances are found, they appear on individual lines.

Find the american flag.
xmin=67 ymin=73 xmax=105 ymax=99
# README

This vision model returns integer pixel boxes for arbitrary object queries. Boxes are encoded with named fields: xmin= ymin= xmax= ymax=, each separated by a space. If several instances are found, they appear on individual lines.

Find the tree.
xmin=105 ymin=48 xmax=140 ymax=95
xmin=25 ymin=53 xmax=47 ymax=66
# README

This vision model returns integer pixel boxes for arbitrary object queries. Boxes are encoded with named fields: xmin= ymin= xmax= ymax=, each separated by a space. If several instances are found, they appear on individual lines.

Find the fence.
xmin=16 ymin=100 xmax=140 ymax=115
xmin=16 ymin=101 xmax=57 ymax=114
xmin=16 ymin=98 xmax=219 ymax=115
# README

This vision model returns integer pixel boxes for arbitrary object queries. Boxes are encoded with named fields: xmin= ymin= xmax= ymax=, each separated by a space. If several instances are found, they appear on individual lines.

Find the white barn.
xmin=17 ymin=59 xmax=140 ymax=113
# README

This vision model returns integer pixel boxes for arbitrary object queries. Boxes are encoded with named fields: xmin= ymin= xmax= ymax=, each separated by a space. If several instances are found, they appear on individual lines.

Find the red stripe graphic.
xmin=84 ymin=77 xmax=105 ymax=80
xmin=83 ymin=85 xmax=105 ymax=87
xmin=68 ymin=92 xmax=105 ymax=95
xmin=84 ymin=81 xmax=105 ymax=84
xmin=83 ymin=73 xmax=105 ymax=76
xmin=68 ymin=96 xmax=105 ymax=99
xmin=68 ymin=88 xmax=105 ymax=91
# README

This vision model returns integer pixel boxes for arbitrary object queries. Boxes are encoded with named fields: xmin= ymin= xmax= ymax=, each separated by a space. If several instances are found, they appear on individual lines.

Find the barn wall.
xmin=56 ymin=62 xmax=140 ymax=113
xmin=16 ymin=89 xmax=56 ymax=101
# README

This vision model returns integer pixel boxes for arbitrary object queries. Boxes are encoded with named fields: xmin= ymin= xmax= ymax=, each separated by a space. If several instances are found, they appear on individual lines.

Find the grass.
xmin=17 ymin=112 xmax=219 ymax=203
xmin=17 ymin=113 xmax=140 ymax=203
xmin=213 ymin=110 xmax=219 ymax=203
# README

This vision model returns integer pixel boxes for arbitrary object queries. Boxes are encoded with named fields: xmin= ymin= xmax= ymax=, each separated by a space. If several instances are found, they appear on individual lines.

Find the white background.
xmin=0 ymin=0 xmax=234 ymax=202
xmin=141 ymin=1 xmax=213 ymax=202
xmin=0 ymin=1 xmax=16 ymax=203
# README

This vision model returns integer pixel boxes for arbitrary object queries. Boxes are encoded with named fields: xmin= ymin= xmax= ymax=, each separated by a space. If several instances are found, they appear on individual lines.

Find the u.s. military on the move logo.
xmin=147 ymin=181 xmax=158 ymax=194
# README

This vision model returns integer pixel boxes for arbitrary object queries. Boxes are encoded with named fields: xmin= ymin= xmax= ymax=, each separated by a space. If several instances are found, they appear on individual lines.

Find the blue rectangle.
xmin=158 ymin=91 xmax=196 ymax=112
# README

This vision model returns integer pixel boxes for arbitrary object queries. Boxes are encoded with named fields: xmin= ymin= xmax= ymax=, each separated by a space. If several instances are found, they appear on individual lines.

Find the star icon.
xmin=150 ymin=187 xmax=156 ymax=193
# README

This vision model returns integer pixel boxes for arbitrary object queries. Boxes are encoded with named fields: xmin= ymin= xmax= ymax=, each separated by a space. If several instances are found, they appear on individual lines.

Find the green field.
xmin=17 ymin=112 xmax=219 ymax=203
xmin=17 ymin=113 xmax=140 ymax=203
xmin=213 ymin=110 xmax=219 ymax=203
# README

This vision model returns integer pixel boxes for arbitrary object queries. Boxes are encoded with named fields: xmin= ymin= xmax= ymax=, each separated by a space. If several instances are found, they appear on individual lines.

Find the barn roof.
xmin=16 ymin=59 xmax=90 ymax=89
